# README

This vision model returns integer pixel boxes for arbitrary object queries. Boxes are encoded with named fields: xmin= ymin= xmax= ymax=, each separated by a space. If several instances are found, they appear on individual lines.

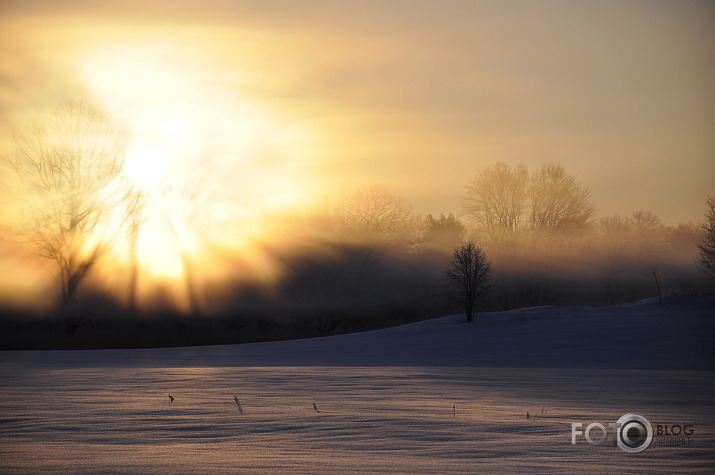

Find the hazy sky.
xmin=1 ymin=0 xmax=714 ymax=223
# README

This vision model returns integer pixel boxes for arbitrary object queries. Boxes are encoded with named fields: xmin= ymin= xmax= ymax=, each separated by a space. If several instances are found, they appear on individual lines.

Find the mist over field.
xmin=0 ymin=167 xmax=709 ymax=349
xmin=1 ymin=2 xmax=714 ymax=472
xmin=1 ymin=1 xmax=714 ymax=336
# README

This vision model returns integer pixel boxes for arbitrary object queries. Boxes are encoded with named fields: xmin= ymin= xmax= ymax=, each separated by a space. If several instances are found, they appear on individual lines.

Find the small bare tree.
xmin=697 ymin=196 xmax=715 ymax=282
xmin=1 ymin=101 xmax=126 ymax=330
xmin=648 ymin=265 xmax=663 ymax=304
xmin=446 ymin=241 xmax=492 ymax=322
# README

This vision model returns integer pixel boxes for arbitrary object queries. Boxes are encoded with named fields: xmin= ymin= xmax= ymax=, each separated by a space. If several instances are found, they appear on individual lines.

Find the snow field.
xmin=1 ymin=295 xmax=714 ymax=473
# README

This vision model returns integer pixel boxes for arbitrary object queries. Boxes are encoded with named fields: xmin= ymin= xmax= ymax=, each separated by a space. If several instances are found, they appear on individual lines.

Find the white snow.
xmin=1 ymin=295 xmax=714 ymax=473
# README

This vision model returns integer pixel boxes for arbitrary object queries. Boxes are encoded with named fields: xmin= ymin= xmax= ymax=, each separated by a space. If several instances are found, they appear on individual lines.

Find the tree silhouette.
xmin=445 ymin=241 xmax=492 ymax=322
xmin=599 ymin=214 xmax=631 ymax=234
xmin=161 ymin=159 xmax=215 ymax=317
xmin=463 ymin=162 xmax=529 ymax=235
xmin=1 ymin=101 xmax=126 ymax=328
xmin=122 ymin=188 xmax=147 ymax=315
xmin=529 ymin=163 xmax=594 ymax=232
xmin=332 ymin=184 xmax=413 ymax=245
xmin=331 ymin=184 xmax=415 ymax=302
xmin=648 ymin=265 xmax=663 ymax=303
xmin=424 ymin=212 xmax=465 ymax=251
xmin=463 ymin=162 xmax=593 ymax=236
xmin=697 ymin=196 xmax=715 ymax=282
xmin=628 ymin=210 xmax=663 ymax=235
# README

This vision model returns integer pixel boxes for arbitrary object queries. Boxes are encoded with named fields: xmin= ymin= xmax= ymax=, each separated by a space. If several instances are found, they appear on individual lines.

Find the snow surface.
xmin=1 ymin=295 xmax=714 ymax=473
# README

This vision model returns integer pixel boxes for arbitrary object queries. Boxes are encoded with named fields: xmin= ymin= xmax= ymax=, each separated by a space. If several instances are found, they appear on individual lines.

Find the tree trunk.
xmin=180 ymin=251 xmax=201 ymax=317
xmin=128 ymin=230 xmax=139 ymax=314
xmin=465 ymin=294 xmax=474 ymax=322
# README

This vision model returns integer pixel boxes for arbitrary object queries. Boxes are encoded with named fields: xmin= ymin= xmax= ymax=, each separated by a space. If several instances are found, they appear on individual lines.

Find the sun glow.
xmin=124 ymin=147 xmax=165 ymax=188
xmin=75 ymin=36 xmax=317 ymax=287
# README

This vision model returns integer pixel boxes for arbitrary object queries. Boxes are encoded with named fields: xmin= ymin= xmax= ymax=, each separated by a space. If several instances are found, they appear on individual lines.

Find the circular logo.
xmin=616 ymin=413 xmax=653 ymax=453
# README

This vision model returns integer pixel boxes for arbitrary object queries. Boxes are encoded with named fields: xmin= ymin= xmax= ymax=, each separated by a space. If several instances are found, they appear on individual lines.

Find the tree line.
xmin=463 ymin=162 xmax=594 ymax=235
xmin=1 ymin=100 xmax=714 ymax=343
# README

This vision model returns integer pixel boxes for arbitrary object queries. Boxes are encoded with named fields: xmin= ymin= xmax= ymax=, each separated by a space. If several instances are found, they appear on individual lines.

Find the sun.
xmin=124 ymin=147 xmax=166 ymax=188
xmin=79 ymin=39 xmax=318 ymax=287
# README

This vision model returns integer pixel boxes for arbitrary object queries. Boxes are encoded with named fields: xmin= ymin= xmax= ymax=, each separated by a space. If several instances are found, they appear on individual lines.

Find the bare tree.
xmin=332 ymin=184 xmax=413 ymax=245
xmin=1 ymin=101 xmax=126 ymax=327
xmin=648 ymin=265 xmax=663 ymax=303
xmin=331 ymin=184 xmax=415 ymax=302
xmin=463 ymin=162 xmax=529 ymax=235
xmin=697 ymin=196 xmax=715 ymax=282
xmin=627 ymin=209 xmax=668 ymax=256
xmin=628 ymin=210 xmax=663 ymax=235
xmin=599 ymin=214 xmax=631 ymax=234
xmin=446 ymin=241 xmax=492 ymax=322
xmin=529 ymin=163 xmax=594 ymax=232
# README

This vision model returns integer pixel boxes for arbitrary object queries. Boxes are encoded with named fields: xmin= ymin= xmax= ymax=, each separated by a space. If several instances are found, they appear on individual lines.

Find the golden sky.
xmin=1 ymin=0 xmax=714 ymax=226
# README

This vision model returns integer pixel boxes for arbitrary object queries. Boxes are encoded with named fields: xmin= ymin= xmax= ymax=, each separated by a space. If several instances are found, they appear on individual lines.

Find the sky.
xmin=1 ymin=0 xmax=714 ymax=227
